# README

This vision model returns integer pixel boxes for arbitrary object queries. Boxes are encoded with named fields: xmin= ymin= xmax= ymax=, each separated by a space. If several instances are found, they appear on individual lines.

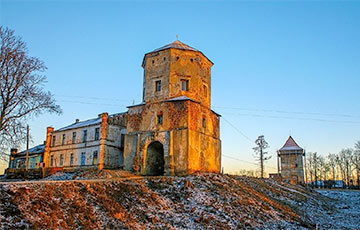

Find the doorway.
xmin=145 ymin=141 xmax=165 ymax=176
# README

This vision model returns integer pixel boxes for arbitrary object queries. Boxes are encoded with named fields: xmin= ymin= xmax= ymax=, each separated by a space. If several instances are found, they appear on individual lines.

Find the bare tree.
xmin=0 ymin=26 xmax=61 ymax=161
xmin=353 ymin=141 xmax=360 ymax=187
xmin=313 ymin=152 xmax=319 ymax=188
xmin=253 ymin=135 xmax=271 ymax=178
xmin=318 ymin=155 xmax=326 ymax=185
xmin=306 ymin=152 xmax=314 ymax=186
xmin=327 ymin=153 xmax=337 ymax=181
xmin=338 ymin=149 xmax=353 ymax=187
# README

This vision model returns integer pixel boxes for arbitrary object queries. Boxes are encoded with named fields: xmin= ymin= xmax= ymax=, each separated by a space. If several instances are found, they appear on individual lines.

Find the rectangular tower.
xmin=124 ymin=40 xmax=221 ymax=176
xmin=278 ymin=136 xmax=305 ymax=184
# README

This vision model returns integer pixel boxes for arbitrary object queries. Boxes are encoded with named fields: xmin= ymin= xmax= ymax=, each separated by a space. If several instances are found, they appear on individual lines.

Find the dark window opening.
xmin=190 ymin=58 xmax=193 ymax=62
xmin=62 ymin=134 xmax=66 ymax=145
xmin=203 ymin=85 xmax=207 ymax=97
xmin=120 ymin=134 xmax=125 ymax=149
xmin=181 ymin=79 xmax=189 ymax=91
xmin=50 ymin=155 xmax=54 ymax=166
xmin=83 ymin=130 xmax=87 ymax=143
xmin=152 ymin=60 xmax=155 ymax=64
xmin=70 ymin=153 xmax=74 ymax=166
xmin=72 ymin=132 xmax=76 ymax=144
xmin=60 ymin=154 xmax=64 ymax=166
xmin=52 ymin=136 xmax=56 ymax=147
xmin=163 ymin=57 xmax=166 ymax=61
xmin=155 ymin=80 xmax=161 ymax=92
xmin=157 ymin=114 xmax=163 ymax=125
xmin=93 ymin=151 xmax=98 ymax=165
xmin=81 ymin=152 xmax=86 ymax=165
xmin=95 ymin=128 xmax=100 ymax=140
xmin=176 ymin=57 xmax=179 ymax=60
xmin=202 ymin=118 xmax=206 ymax=128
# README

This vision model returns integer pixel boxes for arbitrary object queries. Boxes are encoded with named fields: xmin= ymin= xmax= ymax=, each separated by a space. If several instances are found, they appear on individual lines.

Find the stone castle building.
xmin=6 ymin=40 xmax=221 ymax=177
xmin=278 ymin=136 xmax=305 ymax=184
xmin=124 ymin=40 xmax=221 ymax=176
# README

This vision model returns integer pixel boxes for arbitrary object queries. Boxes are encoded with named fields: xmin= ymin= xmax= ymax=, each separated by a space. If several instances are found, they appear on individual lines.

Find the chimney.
xmin=98 ymin=112 xmax=108 ymax=118
xmin=75 ymin=119 xmax=80 ymax=123
xmin=10 ymin=148 xmax=18 ymax=155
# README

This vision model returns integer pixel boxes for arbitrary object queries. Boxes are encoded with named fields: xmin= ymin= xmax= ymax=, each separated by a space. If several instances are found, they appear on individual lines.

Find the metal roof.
xmin=54 ymin=112 xmax=126 ymax=132
xmin=151 ymin=40 xmax=198 ymax=53
xmin=279 ymin=136 xmax=303 ymax=151
xmin=165 ymin=96 xmax=199 ymax=103
xmin=142 ymin=40 xmax=213 ymax=67
xmin=17 ymin=144 xmax=45 ymax=156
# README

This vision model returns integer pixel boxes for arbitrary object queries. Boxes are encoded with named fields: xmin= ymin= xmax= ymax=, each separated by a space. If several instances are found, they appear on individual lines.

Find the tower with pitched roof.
xmin=123 ymin=40 xmax=221 ymax=176
xmin=278 ymin=136 xmax=305 ymax=184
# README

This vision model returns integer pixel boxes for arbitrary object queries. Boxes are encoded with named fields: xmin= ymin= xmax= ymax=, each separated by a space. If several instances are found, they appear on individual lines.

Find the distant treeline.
xmin=305 ymin=140 xmax=360 ymax=189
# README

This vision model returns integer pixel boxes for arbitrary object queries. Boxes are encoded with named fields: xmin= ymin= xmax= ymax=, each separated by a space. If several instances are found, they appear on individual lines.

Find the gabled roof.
xmin=17 ymin=144 xmax=45 ymax=156
xmin=54 ymin=112 xmax=126 ymax=132
xmin=151 ymin=40 xmax=198 ymax=53
xmin=279 ymin=136 xmax=303 ymax=151
xmin=55 ymin=117 xmax=102 ymax=132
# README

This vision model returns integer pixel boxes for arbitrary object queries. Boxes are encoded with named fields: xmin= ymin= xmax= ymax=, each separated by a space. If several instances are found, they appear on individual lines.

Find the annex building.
xmin=6 ymin=40 xmax=222 ymax=177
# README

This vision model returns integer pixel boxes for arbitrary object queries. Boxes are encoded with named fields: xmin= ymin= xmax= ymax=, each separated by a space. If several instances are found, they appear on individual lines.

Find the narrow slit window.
xmin=202 ymin=118 xmax=206 ymax=128
xmin=203 ymin=85 xmax=207 ymax=97
xmin=157 ymin=114 xmax=163 ymax=125
xmin=62 ymin=134 xmax=66 ymax=145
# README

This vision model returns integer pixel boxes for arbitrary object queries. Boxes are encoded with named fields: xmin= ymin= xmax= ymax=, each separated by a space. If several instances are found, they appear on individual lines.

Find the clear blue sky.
xmin=1 ymin=0 xmax=359 ymax=174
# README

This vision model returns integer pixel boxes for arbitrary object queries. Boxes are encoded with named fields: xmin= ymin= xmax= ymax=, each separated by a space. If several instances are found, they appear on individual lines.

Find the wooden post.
xmin=25 ymin=125 xmax=29 ymax=171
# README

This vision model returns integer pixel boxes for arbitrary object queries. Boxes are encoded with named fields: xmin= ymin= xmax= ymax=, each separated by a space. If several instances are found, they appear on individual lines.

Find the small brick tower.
xmin=278 ymin=136 xmax=305 ymax=184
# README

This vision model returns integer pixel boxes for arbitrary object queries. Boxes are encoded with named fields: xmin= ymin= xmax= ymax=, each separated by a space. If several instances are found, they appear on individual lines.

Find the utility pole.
xmin=25 ymin=124 xmax=30 ymax=171
xmin=277 ymin=150 xmax=280 ymax=175
xmin=314 ymin=152 xmax=318 ymax=188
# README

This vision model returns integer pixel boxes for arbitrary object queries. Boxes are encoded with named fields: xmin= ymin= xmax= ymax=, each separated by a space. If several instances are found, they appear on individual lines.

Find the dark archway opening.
xmin=145 ymin=141 xmax=165 ymax=176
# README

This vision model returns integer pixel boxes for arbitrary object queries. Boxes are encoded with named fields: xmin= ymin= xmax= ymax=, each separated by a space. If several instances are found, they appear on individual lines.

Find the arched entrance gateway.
xmin=145 ymin=141 xmax=165 ymax=176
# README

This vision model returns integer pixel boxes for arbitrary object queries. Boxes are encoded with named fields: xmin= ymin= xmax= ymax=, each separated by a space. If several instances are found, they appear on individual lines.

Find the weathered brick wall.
xmin=169 ymin=49 xmax=212 ymax=108
xmin=143 ymin=49 xmax=171 ymax=103
xmin=280 ymin=153 xmax=304 ymax=184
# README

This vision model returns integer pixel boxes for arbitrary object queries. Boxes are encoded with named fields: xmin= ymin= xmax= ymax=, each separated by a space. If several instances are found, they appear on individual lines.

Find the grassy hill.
xmin=0 ymin=172 xmax=357 ymax=229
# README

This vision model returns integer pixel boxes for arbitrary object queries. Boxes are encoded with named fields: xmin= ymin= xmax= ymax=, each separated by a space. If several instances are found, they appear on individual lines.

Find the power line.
xmin=221 ymin=116 xmax=254 ymax=143
xmin=54 ymin=94 xmax=135 ymax=102
xmin=56 ymin=100 xmax=129 ymax=107
xmin=222 ymin=154 xmax=277 ymax=170
xmin=222 ymin=112 xmax=360 ymax=124
xmin=54 ymin=94 xmax=360 ymax=119
xmin=213 ymin=106 xmax=360 ymax=119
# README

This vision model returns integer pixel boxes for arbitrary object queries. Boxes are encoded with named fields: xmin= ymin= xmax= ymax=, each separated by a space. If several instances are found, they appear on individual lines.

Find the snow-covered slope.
xmin=0 ymin=173 xmax=358 ymax=229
